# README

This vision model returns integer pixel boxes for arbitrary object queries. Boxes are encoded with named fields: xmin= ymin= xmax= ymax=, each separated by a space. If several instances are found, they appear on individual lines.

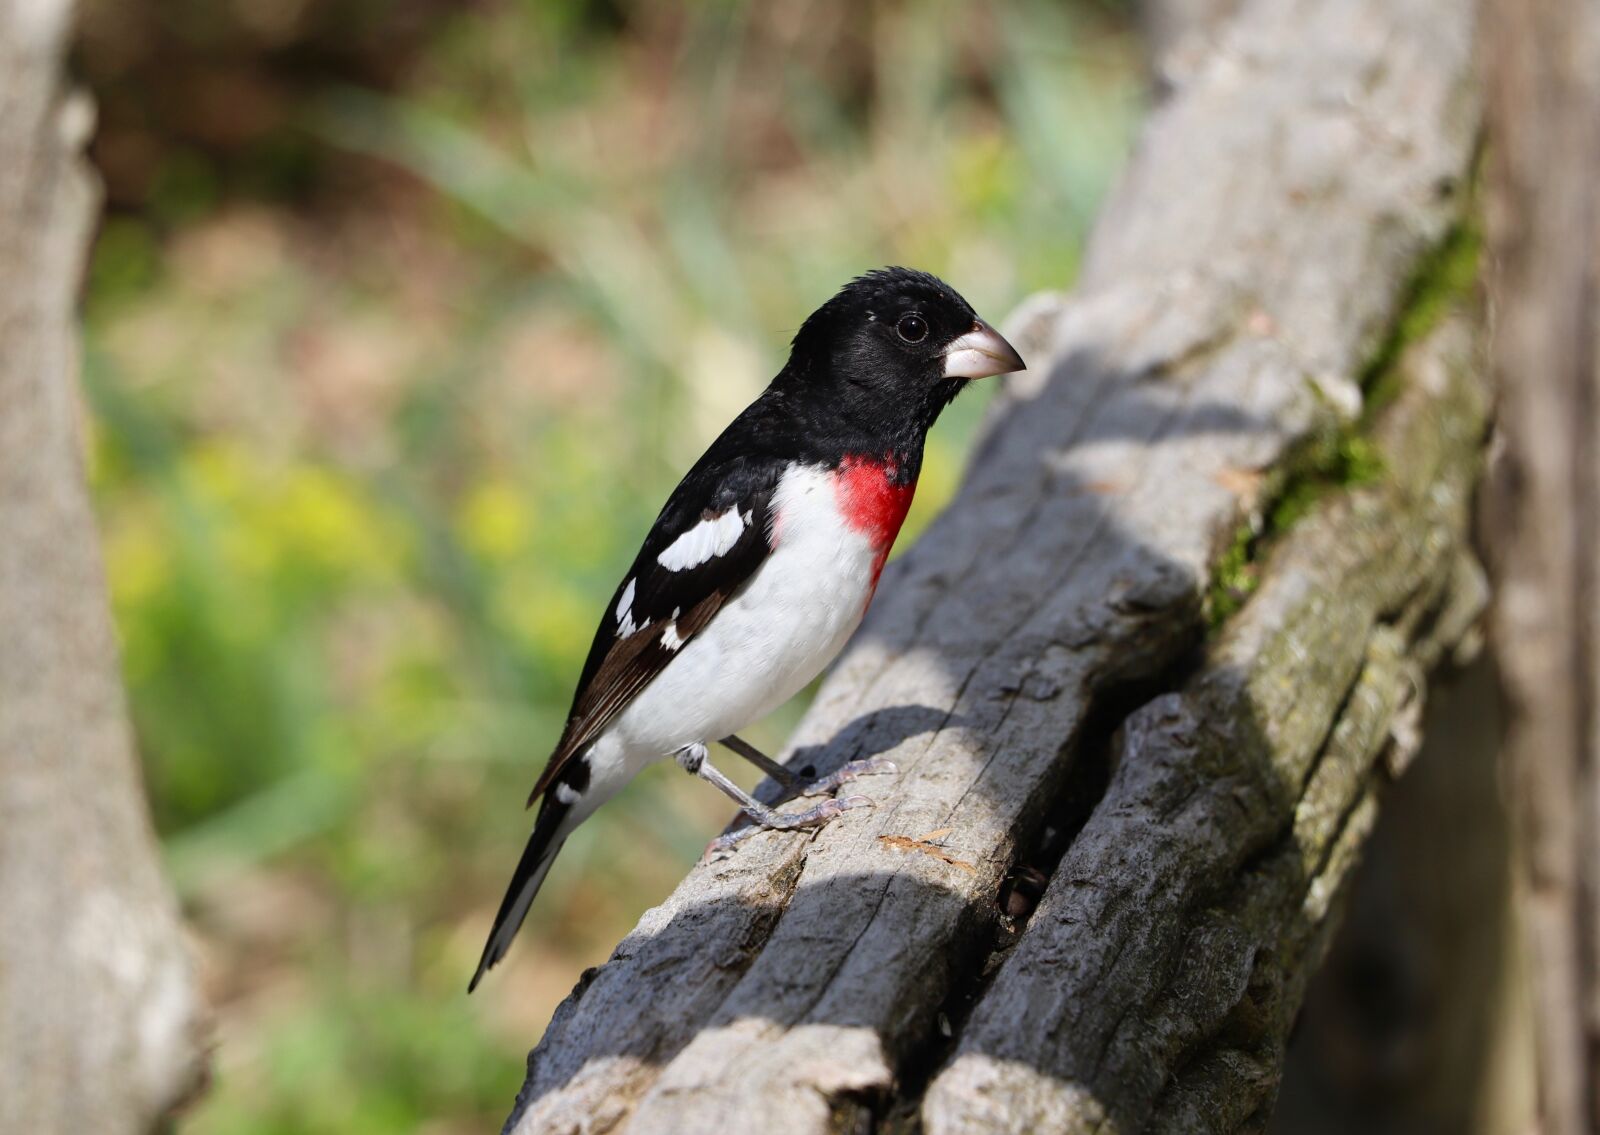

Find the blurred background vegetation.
xmin=74 ymin=1 xmax=1143 ymax=1129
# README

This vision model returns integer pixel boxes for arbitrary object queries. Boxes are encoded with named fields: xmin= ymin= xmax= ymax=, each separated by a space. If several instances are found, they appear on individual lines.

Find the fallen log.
xmin=504 ymin=0 xmax=1485 ymax=1130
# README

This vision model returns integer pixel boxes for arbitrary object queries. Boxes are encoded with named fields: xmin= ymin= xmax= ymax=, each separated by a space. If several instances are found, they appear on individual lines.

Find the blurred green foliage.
xmin=80 ymin=2 xmax=1142 ymax=1130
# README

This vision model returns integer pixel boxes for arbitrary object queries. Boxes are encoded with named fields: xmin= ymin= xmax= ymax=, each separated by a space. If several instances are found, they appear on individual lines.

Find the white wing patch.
xmin=657 ymin=508 xmax=749 ymax=572
xmin=660 ymin=623 xmax=685 ymax=651
xmin=615 ymin=577 xmax=639 ymax=637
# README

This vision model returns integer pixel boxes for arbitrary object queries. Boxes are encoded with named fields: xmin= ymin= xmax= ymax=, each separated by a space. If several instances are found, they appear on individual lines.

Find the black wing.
xmin=526 ymin=452 xmax=783 ymax=803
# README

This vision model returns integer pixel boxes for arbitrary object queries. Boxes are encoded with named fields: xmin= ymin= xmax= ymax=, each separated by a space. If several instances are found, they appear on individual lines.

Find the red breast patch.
xmin=833 ymin=456 xmax=916 ymax=595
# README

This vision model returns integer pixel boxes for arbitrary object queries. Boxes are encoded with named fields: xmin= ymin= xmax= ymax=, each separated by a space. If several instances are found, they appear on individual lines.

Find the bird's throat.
xmin=832 ymin=455 xmax=916 ymax=592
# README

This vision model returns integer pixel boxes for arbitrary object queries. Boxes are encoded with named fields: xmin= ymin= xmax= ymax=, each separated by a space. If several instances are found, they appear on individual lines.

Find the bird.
xmin=470 ymin=267 xmax=1024 ymax=990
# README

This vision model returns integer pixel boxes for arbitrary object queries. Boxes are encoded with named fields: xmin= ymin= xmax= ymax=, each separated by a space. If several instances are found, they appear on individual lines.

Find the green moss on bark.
xmin=1205 ymin=209 xmax=1481 ymax=632
xmin=1359 ymin=217 xmax=1482 ymax=420
xmin=1209 ymin=521 xmax=1260 ymax=626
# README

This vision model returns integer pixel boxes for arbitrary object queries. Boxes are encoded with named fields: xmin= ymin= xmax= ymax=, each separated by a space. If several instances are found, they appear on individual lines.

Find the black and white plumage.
xmin=471 ymin=268 xmax=1025 ymax=989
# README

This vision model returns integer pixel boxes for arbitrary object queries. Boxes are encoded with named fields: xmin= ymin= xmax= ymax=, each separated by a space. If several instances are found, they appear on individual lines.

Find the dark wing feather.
xmin=526 ymin=454 xmax=781 ymax=803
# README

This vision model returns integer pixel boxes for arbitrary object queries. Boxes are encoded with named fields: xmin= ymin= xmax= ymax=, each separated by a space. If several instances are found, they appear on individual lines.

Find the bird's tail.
xmin=469 ymin=804 xmax=569 ymax=992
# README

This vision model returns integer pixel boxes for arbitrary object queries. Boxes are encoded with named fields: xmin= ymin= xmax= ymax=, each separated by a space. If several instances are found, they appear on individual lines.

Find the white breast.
xmin=599 ymin=463 xmax=878 ymax=772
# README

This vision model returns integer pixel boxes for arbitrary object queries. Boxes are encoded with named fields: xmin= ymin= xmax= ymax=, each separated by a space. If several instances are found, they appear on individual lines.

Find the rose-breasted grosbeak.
xmin=471 ymin=267 xmax=1024 ymax=989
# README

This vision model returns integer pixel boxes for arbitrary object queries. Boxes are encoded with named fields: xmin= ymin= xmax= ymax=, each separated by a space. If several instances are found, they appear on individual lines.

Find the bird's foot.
xmin=706 ymin=794 xmax=873 ymax=857
xmin=796 ymin=757 xmax=897 ymax=796
xmin=719 ymin=735 xmax=897 ymax=797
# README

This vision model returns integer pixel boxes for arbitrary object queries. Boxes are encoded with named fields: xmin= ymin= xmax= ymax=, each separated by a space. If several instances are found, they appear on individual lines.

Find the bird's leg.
xmin=718 ymin=734 xmax=897 ymax=797
xmin=676 ymin=742 xmax=873 ymax=853
xmin=717 ymin=734 xmax=799 ymax=790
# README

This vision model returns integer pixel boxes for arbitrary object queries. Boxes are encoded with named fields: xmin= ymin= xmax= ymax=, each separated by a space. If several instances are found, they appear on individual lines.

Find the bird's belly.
xmin=606 ymin=481 xmax=884 ymax=762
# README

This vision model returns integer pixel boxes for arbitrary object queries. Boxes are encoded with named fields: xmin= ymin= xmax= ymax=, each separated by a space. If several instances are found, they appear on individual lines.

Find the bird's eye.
xmin=896 ymin=314 xmax=929 ymax=343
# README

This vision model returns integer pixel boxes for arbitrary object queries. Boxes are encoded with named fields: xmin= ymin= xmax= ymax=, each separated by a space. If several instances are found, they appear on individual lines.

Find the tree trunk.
xmin=0 ymin=1 xmax=208 ymax=1131
xmin=503 ymin=0 xmax=1486 ymax=1131
xmin=1481 ymin=0 xmax=1600 ymax=1130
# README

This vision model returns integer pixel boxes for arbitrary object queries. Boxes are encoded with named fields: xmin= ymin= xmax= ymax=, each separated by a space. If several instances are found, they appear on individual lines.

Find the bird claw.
xmin=704 ymin=793 xmax=878 ymax=858
xmin=829 ymin=793 xmax=875 ymax=814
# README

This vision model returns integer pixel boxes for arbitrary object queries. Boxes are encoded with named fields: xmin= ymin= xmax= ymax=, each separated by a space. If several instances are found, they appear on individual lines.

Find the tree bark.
xmin=1138 ymin=0 xmax=1242 ymax=92
xmin=1271 ymin=655 xmax=1537 ymax=1135
xmin=0 ymin=1 xmax=207 ymax=1131
xmin=503 ymin=0 xmax=1485 ymax=1131
xmin=1481 ymin=0 xmax=1600 ymax=1130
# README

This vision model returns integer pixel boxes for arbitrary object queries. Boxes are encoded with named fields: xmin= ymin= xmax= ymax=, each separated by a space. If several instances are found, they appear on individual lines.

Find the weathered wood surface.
xmin=1481 ymin=0 xmax=1600 ymax=1129
xmin=0 ymin=1 xmax=207 ymax=1130
xmin=924 ymin=314 xmax=1485 ymax=1134
xmin=1271 ymin=654 xmax=1530 ymax=1135
xmin=504 ymin=0 xmax=1484 ymax=1131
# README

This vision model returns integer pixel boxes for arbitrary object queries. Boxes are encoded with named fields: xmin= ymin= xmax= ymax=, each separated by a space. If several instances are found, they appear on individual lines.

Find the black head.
xmin=779 ymin=267 xmax=1025 ymax=445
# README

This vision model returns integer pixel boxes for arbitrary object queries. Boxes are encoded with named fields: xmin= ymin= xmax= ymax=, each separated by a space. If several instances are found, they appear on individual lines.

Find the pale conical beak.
xmin=942 ymin=320 xmax=1026 ymax=379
